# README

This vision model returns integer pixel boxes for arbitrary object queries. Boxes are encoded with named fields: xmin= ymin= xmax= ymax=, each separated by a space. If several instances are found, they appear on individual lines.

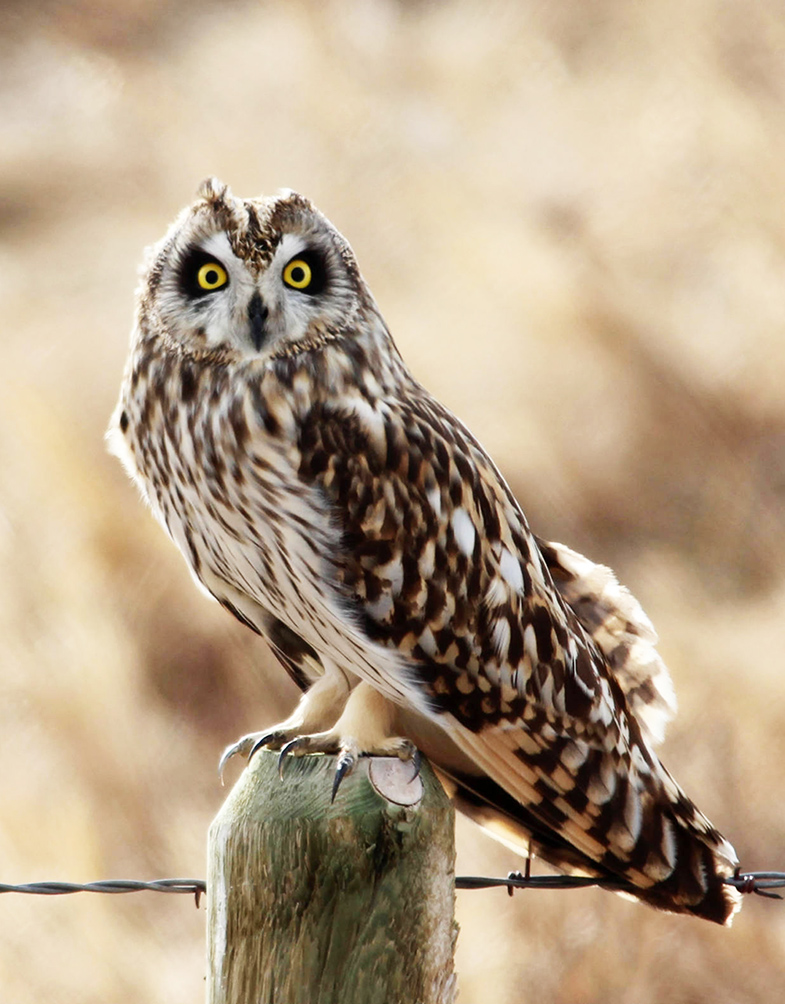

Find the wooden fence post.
xmin=207 ymin=749 xmax=457 ymax=1004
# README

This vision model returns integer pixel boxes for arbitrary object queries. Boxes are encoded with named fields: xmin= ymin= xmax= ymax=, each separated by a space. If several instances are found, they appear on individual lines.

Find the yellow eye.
xmin=197 ymin=261 xmax=228 ymax=291
xmin=283 ymin=258 xmax=312 ymax=290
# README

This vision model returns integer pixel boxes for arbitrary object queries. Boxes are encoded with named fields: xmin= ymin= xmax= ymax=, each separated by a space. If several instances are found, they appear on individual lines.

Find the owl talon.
xmin=331 ymin=751 xmax=357 ymax=802
xmin=219 ymin=729 xmax=295 ymax=784
xmin=218 ymin=745 xmax=237 ymax=783
xmin=250 ymin=732 xmax=278 ymax=758
xmin=218 ymin=735 xmax=260 ymax=783
xmin=274 ymin=732 xmax=343 ymax=777
xmin=277 ymin=738 xmax=302 ymax=778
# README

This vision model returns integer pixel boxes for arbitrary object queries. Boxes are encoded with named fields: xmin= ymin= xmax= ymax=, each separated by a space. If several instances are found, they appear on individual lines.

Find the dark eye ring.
xmin=179 ymin=249 xmax=231 ymax=299
xmin=281 ymin=250 xmax=326 ymax=296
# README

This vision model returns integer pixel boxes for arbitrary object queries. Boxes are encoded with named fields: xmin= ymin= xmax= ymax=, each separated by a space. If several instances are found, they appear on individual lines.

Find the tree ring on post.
xmin=368 ymin=756 xmax=424 ymax=806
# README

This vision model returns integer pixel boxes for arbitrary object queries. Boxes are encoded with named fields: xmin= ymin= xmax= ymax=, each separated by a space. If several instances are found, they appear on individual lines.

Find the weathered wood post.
xmin=207 ymin=749 xmax=457 ymax=1004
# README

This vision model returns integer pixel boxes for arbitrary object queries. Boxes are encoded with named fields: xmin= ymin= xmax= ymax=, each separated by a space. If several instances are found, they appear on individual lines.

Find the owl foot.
xmin=276 ymin=681 xmax=416 ymax=798
xmin=276 ymin=731 xmax=420 ymax=800
xmin=218 ymin=680 xmax=412 ymax=800
xmin=337 ymin=739 xmax=421 ymax=800
xmin=331 ymin=741 xmax=421 ymax=802
xmin=218 ymin=671 xmax=351 ymax=782
xmin=218 ymin=723 xmax=332 ymax=782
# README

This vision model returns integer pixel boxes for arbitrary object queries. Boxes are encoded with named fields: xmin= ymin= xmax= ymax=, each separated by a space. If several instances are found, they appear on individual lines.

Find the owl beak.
xmin=247 ymin=292 xmax=268 ymax=351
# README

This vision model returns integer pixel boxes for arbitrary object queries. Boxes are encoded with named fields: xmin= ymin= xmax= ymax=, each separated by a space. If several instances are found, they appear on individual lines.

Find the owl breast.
xmin=114 ymin=340 xmax=422 ymax=708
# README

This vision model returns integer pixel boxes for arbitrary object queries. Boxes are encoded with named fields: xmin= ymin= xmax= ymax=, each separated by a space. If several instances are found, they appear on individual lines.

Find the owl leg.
xmin=218 ymin=670 xmax=350 ymax=781
xmin=276 ymin=682 xmax=419 ymax=800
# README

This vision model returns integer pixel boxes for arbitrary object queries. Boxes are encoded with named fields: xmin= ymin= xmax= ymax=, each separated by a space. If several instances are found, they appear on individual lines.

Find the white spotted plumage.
xmin=109 ymin=179 xmax=741 ymax=924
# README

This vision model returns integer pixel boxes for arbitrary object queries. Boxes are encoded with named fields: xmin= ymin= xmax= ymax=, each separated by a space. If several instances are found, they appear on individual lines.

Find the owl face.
xmin=140 ymin=179 xmax=368 ymax=362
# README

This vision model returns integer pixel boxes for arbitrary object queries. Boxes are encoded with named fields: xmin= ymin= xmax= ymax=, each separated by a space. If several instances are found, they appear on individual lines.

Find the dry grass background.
xmin=1 ymin=0 xmax=785 ymax=1000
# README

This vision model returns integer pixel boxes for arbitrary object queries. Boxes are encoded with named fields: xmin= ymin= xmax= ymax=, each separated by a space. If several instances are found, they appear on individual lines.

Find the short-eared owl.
xmin=109 ymin=179 xmax=740 ymax=924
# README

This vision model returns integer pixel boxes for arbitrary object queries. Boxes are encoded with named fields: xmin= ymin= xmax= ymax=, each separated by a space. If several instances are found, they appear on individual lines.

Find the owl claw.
xmin=218 ymin=736 xmax=256 ymax=784
xmin=218 ymin=730 xmax=289 ymax=784
xmin=275 ymin=732 xmax=342 ymax=772
xmin=330 ymin=741 xmax=419 ymax=800
xmin=250 ymin=733 xmax=277 ymax=759
xmin=277 ymin=738 xmax=305 ymax=778
xmin=218 ymin=749 xmax=233 ymax=785
xmin=331 ymin=751 xmax=357 ymax=802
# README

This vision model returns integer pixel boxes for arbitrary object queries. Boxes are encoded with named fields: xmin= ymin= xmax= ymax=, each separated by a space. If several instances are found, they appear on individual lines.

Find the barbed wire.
xmin=455 ymin=870 xmax=785 ymax=900
xmin=1 ymin=870 xmax=782 ymax=906
xmin=0 ymin=879 xmax=206 ymax=907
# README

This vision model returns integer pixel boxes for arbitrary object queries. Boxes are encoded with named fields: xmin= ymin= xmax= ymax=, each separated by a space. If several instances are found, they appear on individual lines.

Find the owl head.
xmin=136 ymin=179 xmax=375 ymax=363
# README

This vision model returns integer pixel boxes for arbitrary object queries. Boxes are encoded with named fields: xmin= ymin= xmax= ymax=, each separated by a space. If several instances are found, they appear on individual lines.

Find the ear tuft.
xmin=197 ymin=177 xmax=232 ymax=204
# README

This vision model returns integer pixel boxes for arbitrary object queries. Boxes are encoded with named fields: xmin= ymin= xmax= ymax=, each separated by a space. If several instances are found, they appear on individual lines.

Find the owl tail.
xmin=437 ymin=753 xmax=742 ymax=926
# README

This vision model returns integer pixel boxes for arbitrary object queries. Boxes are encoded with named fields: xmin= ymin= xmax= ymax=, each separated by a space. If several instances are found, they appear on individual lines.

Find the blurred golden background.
xmin=2 ymin=1 xmax=785 ymax=1000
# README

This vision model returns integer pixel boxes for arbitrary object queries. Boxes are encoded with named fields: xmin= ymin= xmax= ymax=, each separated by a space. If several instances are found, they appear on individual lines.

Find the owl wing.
xmin=296 ymin=385 xmax=739 ymax=924
xmin=537 ymin=537 xmax=677 ymax=747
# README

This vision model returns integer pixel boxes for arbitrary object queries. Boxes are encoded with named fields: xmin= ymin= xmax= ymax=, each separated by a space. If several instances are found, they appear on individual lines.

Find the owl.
xmin=108 ymin=178 xmax=741 ymax=925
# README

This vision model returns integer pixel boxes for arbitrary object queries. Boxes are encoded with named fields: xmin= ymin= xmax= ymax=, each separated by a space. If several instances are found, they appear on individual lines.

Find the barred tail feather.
xmin=441 ymin=721 xmax=741 ymax=926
